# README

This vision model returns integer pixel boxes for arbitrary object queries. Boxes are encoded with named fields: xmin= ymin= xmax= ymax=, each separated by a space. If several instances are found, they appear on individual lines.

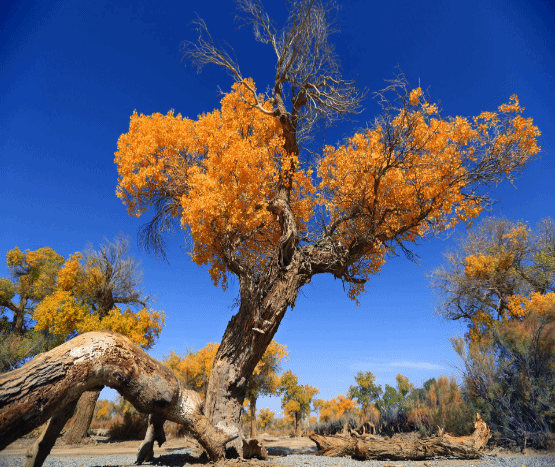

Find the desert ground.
xmin=2 ymin=432 xmax=553 ymax=467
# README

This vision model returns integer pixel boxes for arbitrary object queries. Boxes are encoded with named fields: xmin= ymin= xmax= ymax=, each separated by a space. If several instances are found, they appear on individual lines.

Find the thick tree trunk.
xmin=309 ymin=414 xmax=492 ymax=460
xmin=204 ymin=258 xmax=310 ymax=457
xmin=0 ymin=331 xmax=235 ymax=463
xmin=64 ymin=389 xmax=102 ymax=444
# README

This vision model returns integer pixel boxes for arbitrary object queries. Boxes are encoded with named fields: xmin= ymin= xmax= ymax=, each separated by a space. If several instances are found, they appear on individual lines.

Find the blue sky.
xmin=2 ymin=0 xmax=554 ymax=417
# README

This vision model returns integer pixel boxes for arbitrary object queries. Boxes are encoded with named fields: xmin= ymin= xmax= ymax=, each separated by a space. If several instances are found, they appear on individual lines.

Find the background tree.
xmin=0 ymin=247 xmax=65 ymax=371
xmin=14 ymin=234 xmax=165 ymax=444
xmin=278 ymin=370 xmax=319 ymax=435
xmin=430 ymin=217 xmax=555 ymax=342
xmin=348 ymin=371 xmax=382 ymax=419
xmin=165 ymin=339 xmax=287 ymax=438
xmin=314 ymin=394 xmax=357 ymax=422
xmin=114 ymin=0 xmax=541 ymax=448
xmin=257 ymin=408 xmax=275 ymax=432
xmin=452 ymin=294 xmax=555 ymax=448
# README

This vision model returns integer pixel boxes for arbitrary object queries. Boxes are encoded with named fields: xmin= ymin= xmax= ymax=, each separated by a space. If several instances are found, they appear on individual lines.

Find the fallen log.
xmin=309 ymin=414 xmax=491 ymax=460
xmin=0 ymin=331 xmax=236 ymax=463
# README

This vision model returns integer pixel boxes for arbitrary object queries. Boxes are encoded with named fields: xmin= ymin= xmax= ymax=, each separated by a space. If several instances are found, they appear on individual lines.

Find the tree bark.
xmin=309 ymin=414 xmax=492 ymax=460
xmin=64 ymin=389 xmax=102 ymax=444
xmin=204 ymin=258 xmax=310 ymax=457
xmin=0 ymin=331 xmax=236 ymax=463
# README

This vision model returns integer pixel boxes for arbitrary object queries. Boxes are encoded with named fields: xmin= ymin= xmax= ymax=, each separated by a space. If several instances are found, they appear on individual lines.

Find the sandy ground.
xmin=1 ymin=433 xmax=553 ymax=467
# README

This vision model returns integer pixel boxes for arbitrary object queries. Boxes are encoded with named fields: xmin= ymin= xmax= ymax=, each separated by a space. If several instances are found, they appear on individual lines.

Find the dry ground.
xmin=1 ymin=433 xmax=553 ymax=467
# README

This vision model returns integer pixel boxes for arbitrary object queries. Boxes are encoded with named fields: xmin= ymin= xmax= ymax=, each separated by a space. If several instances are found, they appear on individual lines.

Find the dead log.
xmin=309 ymin=414 xmax=491 ymax=460
xmin=0 ymin=331 xmax=236 ymax=462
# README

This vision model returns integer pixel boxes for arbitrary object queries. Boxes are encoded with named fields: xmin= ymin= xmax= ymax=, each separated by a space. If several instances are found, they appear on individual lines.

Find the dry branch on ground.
xmin=309 ymin=414 xmax=491 ymax=460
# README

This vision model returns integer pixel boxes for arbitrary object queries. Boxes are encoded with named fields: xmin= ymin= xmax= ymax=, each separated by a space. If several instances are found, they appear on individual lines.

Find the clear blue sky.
xmin=2 ymin=0 xmax=554 ymax=417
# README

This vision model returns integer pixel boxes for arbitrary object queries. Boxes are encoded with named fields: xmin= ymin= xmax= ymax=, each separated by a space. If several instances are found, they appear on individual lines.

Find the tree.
xmin=278 ymin=370 xmax=319 ymax=435
xmin=0 ymin=247 xmax=65 ymax=371
xmin=430 ymin=217 xmax=555 ymax=342
xmin=452 ymin=294 xmax=555 ymax=449
xmin=114 ymin=0 xmax=541 ymax=450
xmin=257 ymin=407 xmax=275 ymax=431
xmin=314 ymin=394 xmax=357 ymax=422
xmin=348 ymin=371 xmax=382 ymax=418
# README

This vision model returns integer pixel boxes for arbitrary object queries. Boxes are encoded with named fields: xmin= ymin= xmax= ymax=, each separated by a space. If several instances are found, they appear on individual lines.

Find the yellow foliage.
xmin=31 ymin=250 xmax=164 ymax=348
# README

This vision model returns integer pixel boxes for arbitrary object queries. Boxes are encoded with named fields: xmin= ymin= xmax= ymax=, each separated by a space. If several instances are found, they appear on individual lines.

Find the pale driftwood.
xmin=0 ymin=331 xmax=235 ymax=462
xmin=309 ymin=414 xmax=491 ymax=460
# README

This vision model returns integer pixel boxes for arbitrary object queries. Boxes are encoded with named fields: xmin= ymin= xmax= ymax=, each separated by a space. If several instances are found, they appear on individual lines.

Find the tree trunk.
xmin=23 ymin=399 xmax=79 ymax=467
xmin=64 ymin=389 xmax=102 ymax=444
xmin=309 ymin=414 xmax=492 ymax=460
xmin=204 ymin=259 xmax=310 ymax=457
xmin=250 ymin=396 xmax=257 ymax=439
xmin=0 ymin=331 xmax=236 ymax=463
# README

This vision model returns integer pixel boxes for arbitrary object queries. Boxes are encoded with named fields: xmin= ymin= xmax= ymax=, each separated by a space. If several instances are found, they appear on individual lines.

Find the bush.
xmin=310 ymin=415 xmax=358 ymax=436
xmin=107 ymin=412 xmax=148 ymax=441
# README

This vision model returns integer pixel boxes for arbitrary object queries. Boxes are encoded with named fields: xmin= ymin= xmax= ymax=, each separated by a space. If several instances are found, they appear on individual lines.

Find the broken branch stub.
xmin=309 ymin=414 xmax=491 ymax=461
xmin=0 ymin=331 xmax=235 ymax=461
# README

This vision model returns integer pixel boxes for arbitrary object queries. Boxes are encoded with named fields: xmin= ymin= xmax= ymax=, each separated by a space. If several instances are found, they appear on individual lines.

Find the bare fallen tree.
xmin=0 ymin=331 xmax=236 ymax=463
xmin=309 ymin=414 xmax=492 ymax=460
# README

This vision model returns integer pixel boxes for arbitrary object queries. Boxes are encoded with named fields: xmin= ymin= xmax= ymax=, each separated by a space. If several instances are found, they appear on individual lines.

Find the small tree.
xmin=278 ymin=370 xmax=319 ymax=435
xmin=348 ymin=371 xmax=382 ymax=419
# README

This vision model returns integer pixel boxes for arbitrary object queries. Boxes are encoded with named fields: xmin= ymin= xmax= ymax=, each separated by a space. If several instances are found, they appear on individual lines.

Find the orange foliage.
xmin=115 ymin=77 xmax=540 ymax=304
xmin=115 ymin=80 xmax=314 ymax=289
xmin=316 ymin=394 xmax=357 ymax=422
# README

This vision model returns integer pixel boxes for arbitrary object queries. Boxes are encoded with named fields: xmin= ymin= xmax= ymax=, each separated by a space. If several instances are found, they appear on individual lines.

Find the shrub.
xmin=107 ymin=412 xmax=148 ymax=441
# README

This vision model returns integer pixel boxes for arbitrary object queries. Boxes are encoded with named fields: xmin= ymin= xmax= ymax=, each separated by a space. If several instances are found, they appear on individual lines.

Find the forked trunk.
xmin=204 ymin=259 xmax=309 ymax=456
xmin=64 ymin=389 xmax=102 ymax=444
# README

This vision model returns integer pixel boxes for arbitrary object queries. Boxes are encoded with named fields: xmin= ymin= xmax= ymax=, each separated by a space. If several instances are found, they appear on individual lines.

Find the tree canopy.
xmin=430 ymin=217 xmax=555 ymax=341
xmin=0 ymin=235 xmax=165 ymax=371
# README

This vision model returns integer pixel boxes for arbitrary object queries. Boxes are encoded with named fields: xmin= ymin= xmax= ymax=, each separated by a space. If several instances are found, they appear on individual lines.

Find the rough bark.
xmin=309 ymin=414 xmax=492 ymax=460
xmin=204 ymin=257 xmax=310 ymax=457
xmin=64 ymin=389 xmax=102 ymax=444
xmin=23 ymin=398 xmax=79 ymax=467
xmin=0 ymin=331 xmax=236 ymax=463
